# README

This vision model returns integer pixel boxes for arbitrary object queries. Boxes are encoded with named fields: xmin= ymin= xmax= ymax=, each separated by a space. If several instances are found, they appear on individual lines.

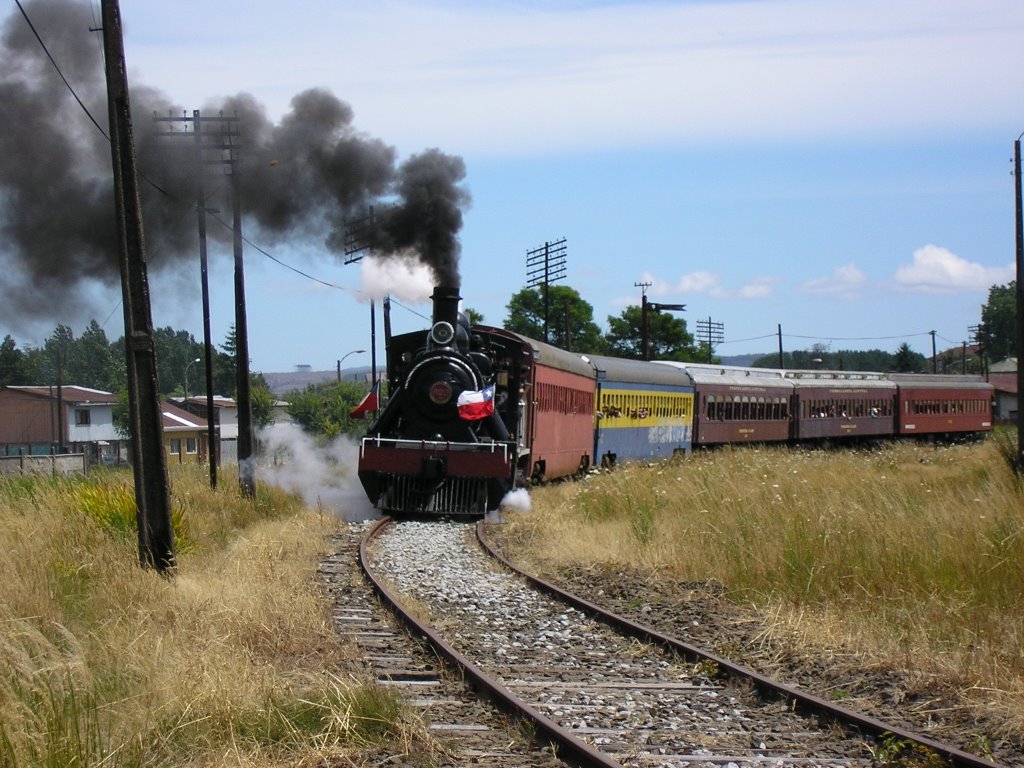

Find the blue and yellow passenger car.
xmin=587 ymin=355 xmax=694 ymax=467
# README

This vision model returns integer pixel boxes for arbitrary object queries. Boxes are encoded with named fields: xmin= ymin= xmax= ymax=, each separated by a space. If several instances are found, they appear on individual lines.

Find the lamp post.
xmin=184 ymin=357 xmax=201 ymax=400
xmin=337 ymin=349 xmax=366 ymax=382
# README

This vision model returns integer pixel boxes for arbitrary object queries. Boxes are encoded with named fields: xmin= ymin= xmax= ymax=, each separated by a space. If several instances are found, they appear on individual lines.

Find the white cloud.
xmin=735 ymin=277 xmax=782 ymax=300
xmin=615 ymin=270 xmax=779 ymax=304
xmin=124 ymin=0 xmax=1024 ymax=154
xmin=801 ymin=263 xmax=869 ymax=298
xmin=892 ymin=245 xmax=1011 ymax=294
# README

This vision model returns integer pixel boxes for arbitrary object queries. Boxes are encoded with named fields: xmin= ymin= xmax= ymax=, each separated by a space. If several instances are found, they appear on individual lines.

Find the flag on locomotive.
xmin=457 ymin=384 xmax=495 ymax=420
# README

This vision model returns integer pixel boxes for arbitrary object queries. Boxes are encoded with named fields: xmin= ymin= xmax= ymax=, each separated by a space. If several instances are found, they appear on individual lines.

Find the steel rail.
xmin=476 ymin=522 xmax=1008 ymax=768
xmin=359 ymin=517 xmax=622 ymax=768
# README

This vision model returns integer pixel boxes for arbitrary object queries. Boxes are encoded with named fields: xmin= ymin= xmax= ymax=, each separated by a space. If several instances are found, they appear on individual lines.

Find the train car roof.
xmin=885 ymin=373 xmax=994 ymax=391
xmin=587 ymin=354 xmax=694 ymax=387
xmin=474 ymin=326 xmax=596 ymax=378
xmin=783 ymin=369 xmax=897 ymax=390
xmin=654 ymin=361 xmax=793 ymax=389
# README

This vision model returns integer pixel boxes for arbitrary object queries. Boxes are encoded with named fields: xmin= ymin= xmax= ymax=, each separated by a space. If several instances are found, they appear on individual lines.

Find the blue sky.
xmin=14 ymin=0 xmax=1024 ymax=372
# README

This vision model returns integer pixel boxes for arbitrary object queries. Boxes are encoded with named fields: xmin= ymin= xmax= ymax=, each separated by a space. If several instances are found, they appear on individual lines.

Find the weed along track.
xmin=358 ymin=518 xmax=1009 ymax=768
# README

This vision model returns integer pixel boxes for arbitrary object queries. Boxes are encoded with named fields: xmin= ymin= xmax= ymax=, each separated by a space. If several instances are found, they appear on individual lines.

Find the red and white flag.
xmin=350 ymin=379 xmax=380 ymax=419
xmin=457 ymin=384 xmax=495 ymax=421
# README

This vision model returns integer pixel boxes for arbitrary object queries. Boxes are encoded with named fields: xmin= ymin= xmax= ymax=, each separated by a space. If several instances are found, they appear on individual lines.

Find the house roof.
xmin=178 ymin=395 xmax=237 ymax=409
xmin=987 ymin=372 xmax=1018 ymax=395
xmin=161 ymin=401 xmax=207 ymax=432
xmin=2 ymin=385 xmax=119 ymax=405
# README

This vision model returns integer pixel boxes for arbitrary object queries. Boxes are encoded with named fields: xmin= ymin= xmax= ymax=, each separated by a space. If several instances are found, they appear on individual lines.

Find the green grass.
xmin=504 ymin=437 xmax=1024 ymax=741
xmin=0 ymin=464 xmax=422 ymax=768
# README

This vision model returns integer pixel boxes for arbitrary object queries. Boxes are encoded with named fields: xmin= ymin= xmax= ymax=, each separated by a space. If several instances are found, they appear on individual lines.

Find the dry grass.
xmin=502 ymin=436 xmax=1024 ymax=740
xmin=0 ymin=464 xmax=423 ymax=767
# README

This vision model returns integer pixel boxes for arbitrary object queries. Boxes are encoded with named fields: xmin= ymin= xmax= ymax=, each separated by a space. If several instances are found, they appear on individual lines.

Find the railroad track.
xmin=355 ymin=518 xmax=1009 ymax=768
xmin=318 ymin=521 xmax=573 ymax=767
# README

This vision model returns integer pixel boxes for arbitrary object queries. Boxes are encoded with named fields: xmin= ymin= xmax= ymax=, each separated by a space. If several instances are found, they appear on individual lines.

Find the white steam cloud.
xmin=359 ymin=252 xmax=435 ymax=303
xmin=257 ymin=422 xmax=378 ymax=521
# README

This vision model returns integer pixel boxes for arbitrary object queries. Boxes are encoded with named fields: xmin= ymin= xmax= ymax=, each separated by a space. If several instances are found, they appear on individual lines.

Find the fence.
xmin=0 ymin=453 xmax=87 ymax=477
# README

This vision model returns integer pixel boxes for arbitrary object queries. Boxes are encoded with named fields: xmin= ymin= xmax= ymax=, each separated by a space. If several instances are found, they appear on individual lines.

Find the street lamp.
xmin=184 ymin=357 xmax=201 ymax=400
xmin=337 ymin=349 xmax=366 ymax=382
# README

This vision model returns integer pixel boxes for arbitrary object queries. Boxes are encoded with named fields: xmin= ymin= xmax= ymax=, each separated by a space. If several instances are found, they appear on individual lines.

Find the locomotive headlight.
xmin=430 ymin=321 xmax=455 ymax=346
xmin=429 ymin=381 xmax=453 ymax=404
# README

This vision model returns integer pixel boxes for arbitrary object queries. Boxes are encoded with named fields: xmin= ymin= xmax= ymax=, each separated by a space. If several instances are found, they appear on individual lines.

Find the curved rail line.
xmin=475 ymin=521 xmax=1006 ymax=768
xmin=360 ymin=517 xmax=619 ymax=768
xmin=360 ymin=517 xmax=1006 ymax=768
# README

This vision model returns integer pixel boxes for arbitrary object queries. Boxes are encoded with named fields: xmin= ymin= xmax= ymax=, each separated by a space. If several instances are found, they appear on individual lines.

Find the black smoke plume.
xmin=0 ymin=0 xmax=468 ymax=333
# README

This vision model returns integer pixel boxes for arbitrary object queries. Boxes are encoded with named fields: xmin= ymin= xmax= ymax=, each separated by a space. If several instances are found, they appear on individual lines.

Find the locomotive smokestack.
xmin=431 ymin=285 xmax=461 ymax=331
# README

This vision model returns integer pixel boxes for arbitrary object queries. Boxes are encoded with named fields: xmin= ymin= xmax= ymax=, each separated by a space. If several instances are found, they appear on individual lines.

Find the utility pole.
xmin=526 ymin=238 xmax=567 ymax=344
xmin=155 ymin=111 xmax=253 ymax=496
xmin=930 ymin=330 xmax=937 ymax=373
xmin=636 ymin=282 xmax=686 ymax=361
xmin=636 ymin=282 xmax=652 ymax=360
xmin=777 ymin=325 xmax=784 ymax=368
xmin=154 ymin=109 xmax=223 ymax=489
xmin=344 ymin=206 xmax=389 ymax=400
xmin=1014 ymin=131 xmax=1024 ymax=470
xmin=228 ymin=125 xmax=256 ymax=499
xmin=695 ymin=317 xmax=725 ymax=363
xmin=101 ymin=0 xmax=175 ymax=572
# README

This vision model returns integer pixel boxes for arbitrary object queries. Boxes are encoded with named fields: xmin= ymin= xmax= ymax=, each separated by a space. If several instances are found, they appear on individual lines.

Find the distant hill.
xmin=262 ymin=366 xmax=372 ymax=396
xmin=719 ymin=353 xmax=768 ymax=367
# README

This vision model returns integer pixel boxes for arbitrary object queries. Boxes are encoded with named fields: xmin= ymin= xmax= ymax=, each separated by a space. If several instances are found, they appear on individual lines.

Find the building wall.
xmin=66 ymin=404 xmax=119 ymax=443
xmin=165 ymin=430 xmax=207 ymax=465
xmin=0 ymin=391 xmax=58 ymax=445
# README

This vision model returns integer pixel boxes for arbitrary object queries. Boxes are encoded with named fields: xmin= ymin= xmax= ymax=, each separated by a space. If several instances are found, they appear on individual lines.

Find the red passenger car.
xmin=519 ymin=337 xmax=597 ymax=481
xmin=888 ymin=374 xmax=993 ymax=436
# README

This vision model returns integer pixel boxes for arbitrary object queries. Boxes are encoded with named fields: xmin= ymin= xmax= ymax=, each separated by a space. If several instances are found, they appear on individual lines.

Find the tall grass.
xmin=0 ymin=465 xmax=420 ymax=767
xmin=506 ymin=438 xmax=1024 ymax=738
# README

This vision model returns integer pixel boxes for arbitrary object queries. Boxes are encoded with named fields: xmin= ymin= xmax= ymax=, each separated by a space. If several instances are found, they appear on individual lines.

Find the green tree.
xmin=894 ymin=342 xmax=924 ymax=372
xmin=504 ymin=286 xmax=604 ymax=353
xmin=977 ymin=282 xmax=1015 ymax=363
xmin=604 ymin=305 xmax=701 ymax=361
xmin=212 ymin=327 xmax=240 ymax=396
xmin=78 ymin=320 xmax=121 ymax=391
xmin=250 ymin=374 xmax=275 ymax=429
xmin=0 ymin=335 xmax=30 ymax=385
xmin=149 ymin=326 xmax=205 ymax=395
xmin=286 ymin=381 xmax=370 ymax=438
xmin=464 ymin=307 xmax=485 ymax=325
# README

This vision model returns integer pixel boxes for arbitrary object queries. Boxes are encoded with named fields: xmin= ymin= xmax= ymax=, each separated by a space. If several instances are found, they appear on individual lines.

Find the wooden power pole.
xmin=101 ymin=0 xmax=175 ymax=572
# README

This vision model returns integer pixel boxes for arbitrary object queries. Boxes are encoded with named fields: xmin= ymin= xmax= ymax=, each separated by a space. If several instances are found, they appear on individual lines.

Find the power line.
xmin=14 ymin=0 xmax=108 ymax=139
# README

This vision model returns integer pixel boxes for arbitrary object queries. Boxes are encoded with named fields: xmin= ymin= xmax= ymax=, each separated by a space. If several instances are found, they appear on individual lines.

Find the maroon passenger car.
xmin=658 ymin=363 xmax=792 ymax=446
xmin=785 ymin=371 xmax=897 ymax=441
xmin=887 ymin=373 xmax=993 ymax=436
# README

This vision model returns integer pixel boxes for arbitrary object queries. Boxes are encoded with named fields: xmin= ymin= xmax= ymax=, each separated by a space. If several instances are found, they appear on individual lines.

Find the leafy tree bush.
xmin=605 ymin=304 xmax=703 ymax=361
xmin=504 ymin=286 xmax=604 ymax=353
xmin=285 ymin=381 xmax=373 ymax=438
xmin=977 ymin=281 xmax=1015 ymax=363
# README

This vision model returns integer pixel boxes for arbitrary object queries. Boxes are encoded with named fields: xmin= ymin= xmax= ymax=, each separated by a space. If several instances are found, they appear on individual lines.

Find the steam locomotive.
xmin=356 ymin=286 xmax=994 ymax=517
